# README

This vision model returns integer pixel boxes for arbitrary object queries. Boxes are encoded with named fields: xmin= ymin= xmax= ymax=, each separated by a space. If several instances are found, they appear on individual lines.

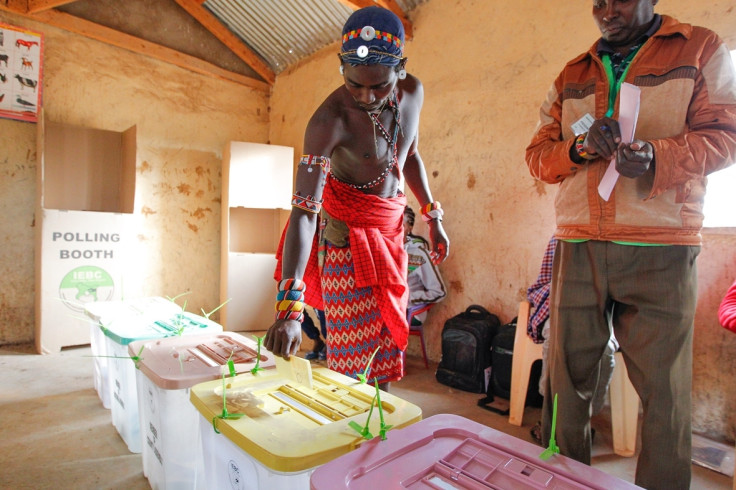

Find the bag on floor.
xmin=478 ymin=317 xmax=544 ymax=413
xmin=435 ymin=305 xmax=500 ymax=393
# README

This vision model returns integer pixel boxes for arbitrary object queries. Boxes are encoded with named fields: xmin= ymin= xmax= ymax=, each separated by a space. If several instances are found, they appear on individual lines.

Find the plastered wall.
xmin=1 ymin=1 xmax=734 ymax=443
xmin=0 ymin=10 xmax=270 ymax=344
xmin=269 ymin=1 xmax=736 ymax=442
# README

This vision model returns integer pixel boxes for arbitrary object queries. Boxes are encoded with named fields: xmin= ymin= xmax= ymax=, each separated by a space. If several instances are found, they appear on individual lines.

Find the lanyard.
xmin=601 ymin=48 xmax=639 ymax=117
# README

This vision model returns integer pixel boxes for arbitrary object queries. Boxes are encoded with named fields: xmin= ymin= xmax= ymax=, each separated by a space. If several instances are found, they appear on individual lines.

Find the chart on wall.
xmin=0 ymin=23 xmax=43 ymax=123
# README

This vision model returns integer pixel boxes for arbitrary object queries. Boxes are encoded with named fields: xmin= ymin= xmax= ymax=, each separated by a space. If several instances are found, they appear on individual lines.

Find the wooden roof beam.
xmin=28 ymin=0 xmax=79 ymax=14
xmin=0 ymin=0 xmax=79 ymax=14
xmin=29 ymin=8 xmax=269 ymax=91
xmin=173 ymin=0 xmax=275 ymax=85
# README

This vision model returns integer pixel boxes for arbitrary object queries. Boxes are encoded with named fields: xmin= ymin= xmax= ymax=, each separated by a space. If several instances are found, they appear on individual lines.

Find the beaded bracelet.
xmin=278 ymin=279 xmax=306 ymax=292
xmin=275 ymin=310 xmax=304 ymax=321
xmin=421 ymin=201 xmax=444 ymax=222
xmin=275 ymin=279 xmax=306 ymax=322
xmin=575 ymin=133 xmax=598 ymax=160
xmin=275 ymin=299 xmax=305 ymax=312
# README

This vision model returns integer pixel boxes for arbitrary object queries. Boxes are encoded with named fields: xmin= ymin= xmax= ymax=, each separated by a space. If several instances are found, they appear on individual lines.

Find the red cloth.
xmin=718 ymin=279 xmax=736 ymax=334
xmin=275 ymin=174 xmax=409 ymax=349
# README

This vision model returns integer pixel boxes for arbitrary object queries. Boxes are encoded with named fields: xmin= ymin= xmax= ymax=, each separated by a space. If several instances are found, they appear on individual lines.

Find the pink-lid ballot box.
xmin=310 ymin=413 xmax=642 ymax=490
xmin=130 ymin=331 xmax=276 ymax=490
xmin=96 ymin=298 xmax=223 ymax=453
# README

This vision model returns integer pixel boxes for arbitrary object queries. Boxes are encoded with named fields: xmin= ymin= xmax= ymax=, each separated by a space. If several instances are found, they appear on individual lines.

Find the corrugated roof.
xmin=204 ymin=0 xmax=425 ymax=74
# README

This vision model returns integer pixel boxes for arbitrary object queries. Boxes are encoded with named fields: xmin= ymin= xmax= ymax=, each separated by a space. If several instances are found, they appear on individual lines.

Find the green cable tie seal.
xmin=540 ymin=393 xmax=560 ymax=460
xmin=356 ymin=346 xmax=381 ymax=385
xmin=375 ymin=379 xmax=392 ymax=440
xmin=212 ymin=371 xmax=244 ymax=434
xmin=250 ymin=335 xmax=265 ymax=375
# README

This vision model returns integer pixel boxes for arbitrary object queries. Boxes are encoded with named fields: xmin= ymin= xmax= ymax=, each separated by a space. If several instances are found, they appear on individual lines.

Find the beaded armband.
xmin=291 ymin=192 xmax=322 ymax=214
xmin=293 ymin=155 xmax=329 ymax=213
xmin=575 ymin=133 xmax=598 ymax=161
xmin=275 ymin=279 xmax=306 ymax=322
xmin=421 ymin=201 xmax=444 ymax=222
xmin=298 ymin=154 xmax=331 ymax=173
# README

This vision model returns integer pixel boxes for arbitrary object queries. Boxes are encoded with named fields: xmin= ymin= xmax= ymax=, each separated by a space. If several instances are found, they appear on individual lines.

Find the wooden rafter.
xmin=27 ymin=0 xmax=78 ymax=13
xmin=336 ymin=0 xmax=413 ymax=39
xmin=0 ymin=0 xmax=29 ymax=14
xmin=0 ymin=0 xmax=77 ymax=14
xmin=173 ymin=0 xmax=275 ymax=85
xmin=29 ymin=8 xmax=269 ymax=91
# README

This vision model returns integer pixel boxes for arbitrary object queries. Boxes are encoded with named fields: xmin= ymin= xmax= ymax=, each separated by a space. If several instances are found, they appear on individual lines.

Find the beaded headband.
xmin=340 ymin=7 xmax=404 ymax=66
xmin=342 ymin=28 xmax=402 ymax=50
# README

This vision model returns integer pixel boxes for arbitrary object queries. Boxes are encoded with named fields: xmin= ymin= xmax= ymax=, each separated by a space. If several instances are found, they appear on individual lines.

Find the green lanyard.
xmin=601 ymin=48 xmax=640 ymax=117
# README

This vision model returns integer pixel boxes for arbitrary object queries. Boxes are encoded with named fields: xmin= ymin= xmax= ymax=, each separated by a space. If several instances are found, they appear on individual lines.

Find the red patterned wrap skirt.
xmin=321 ymin=240 xmax=404 ymax=384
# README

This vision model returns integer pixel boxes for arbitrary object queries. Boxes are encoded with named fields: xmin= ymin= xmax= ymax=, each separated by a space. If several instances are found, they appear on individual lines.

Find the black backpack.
xmin=435 ymin=305 xmax=500 ymax=393
xmin=478 ymin=317 xmax=544 ymax=413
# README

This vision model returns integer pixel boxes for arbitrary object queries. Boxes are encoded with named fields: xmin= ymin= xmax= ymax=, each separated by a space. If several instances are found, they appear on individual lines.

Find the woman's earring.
xmin=398 ymin=68 xmax=406 ymax=80
xmin=339 ymin=65 xmax=344 ymax=76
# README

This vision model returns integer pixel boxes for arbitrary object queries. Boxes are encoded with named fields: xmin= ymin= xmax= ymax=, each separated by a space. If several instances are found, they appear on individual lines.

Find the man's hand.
xmin=263 ymin=319 xmax=302 ymax=359
xmin=615 ymin=140 xmax=653 ymax=178
xmin=427 ymin=220 xmax=449 ymax=265
xmin=584 ymin=117 xmax=621 ymax=160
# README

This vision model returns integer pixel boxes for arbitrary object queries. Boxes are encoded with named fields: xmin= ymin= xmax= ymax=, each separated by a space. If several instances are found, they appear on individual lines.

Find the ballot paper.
xmin=598 ymin=83 xmax=641 ymax=201
xmin=275 ymin=353 xmax=313 ymax=389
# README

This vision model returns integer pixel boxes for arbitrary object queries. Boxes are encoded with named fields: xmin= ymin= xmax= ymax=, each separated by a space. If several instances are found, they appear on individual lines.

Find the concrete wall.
xmin=0 ymin=10 xmax=270 ymax=344
xmin=269 ymin=1 xmax=736 ymax=442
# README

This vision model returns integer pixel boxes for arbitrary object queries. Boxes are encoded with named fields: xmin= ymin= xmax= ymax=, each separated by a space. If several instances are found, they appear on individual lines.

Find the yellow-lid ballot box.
xmin=190 ymin=363 xmax=423 ymax=490
xmin=130 ymin=332 xmax=276 ymax=490
xmin=97 ymin=298 xmax=223 ymax=453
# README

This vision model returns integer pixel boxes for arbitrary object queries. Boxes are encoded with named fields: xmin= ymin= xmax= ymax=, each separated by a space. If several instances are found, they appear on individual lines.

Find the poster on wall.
xmin=0 ymin=22 xmax=43 ymax=123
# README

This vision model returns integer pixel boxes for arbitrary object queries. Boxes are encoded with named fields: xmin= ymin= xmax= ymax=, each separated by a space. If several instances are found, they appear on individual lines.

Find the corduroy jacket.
xmin=526 ymin=15 xmax=736 ymax=245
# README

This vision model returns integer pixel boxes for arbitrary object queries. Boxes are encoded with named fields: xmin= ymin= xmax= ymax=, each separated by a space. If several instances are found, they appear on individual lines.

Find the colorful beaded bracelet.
xmin=575 ymin=133 xmax=598 ymax=160
xmin=278 ymin=278 xmax=306 ymax=292
xmin=275 ymin=300 xmax=305 ymax=313
xmin=275 ymin=279 xmax=306 ymax=322
xmin=421 ymin=201 xmax=444 ymax=222
xmin=276 ymin=289 xmax=304 ymax=301
xmin=275 ymin=310 xmax=303 ymax=322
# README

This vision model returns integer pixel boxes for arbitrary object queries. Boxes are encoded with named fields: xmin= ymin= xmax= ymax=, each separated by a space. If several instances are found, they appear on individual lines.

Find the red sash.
xmin=275 ymin=175 xmax=409 ymax=349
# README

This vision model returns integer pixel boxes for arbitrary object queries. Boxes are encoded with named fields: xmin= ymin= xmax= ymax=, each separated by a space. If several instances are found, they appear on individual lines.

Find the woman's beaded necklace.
xmin=346 ymin=90 xmax=401 ymax=190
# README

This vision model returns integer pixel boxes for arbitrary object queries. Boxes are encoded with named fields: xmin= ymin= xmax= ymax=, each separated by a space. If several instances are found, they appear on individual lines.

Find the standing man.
xmin=526 ymin=1 xmax=736 ymax=488
xmin=265 ymin=6 xmax=449 ymax=391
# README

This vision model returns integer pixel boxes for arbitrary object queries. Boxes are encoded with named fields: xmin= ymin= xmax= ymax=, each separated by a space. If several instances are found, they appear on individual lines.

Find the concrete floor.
xmin=0 ymin=340 xmax=732 ymax=489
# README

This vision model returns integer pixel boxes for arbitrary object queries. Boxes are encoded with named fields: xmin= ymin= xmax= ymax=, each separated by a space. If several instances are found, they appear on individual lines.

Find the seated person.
xmin=403 ymin=206 xmax=447 ymax=324
xmin=301 ymin=308 xmax=327 ymax=360
xmin=718 ymin=279 xmax=736 ymax=333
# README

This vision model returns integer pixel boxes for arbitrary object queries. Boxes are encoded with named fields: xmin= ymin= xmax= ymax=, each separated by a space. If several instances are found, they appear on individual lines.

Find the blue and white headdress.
xmin=339 ymin=7 xmax=404 ymax=67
